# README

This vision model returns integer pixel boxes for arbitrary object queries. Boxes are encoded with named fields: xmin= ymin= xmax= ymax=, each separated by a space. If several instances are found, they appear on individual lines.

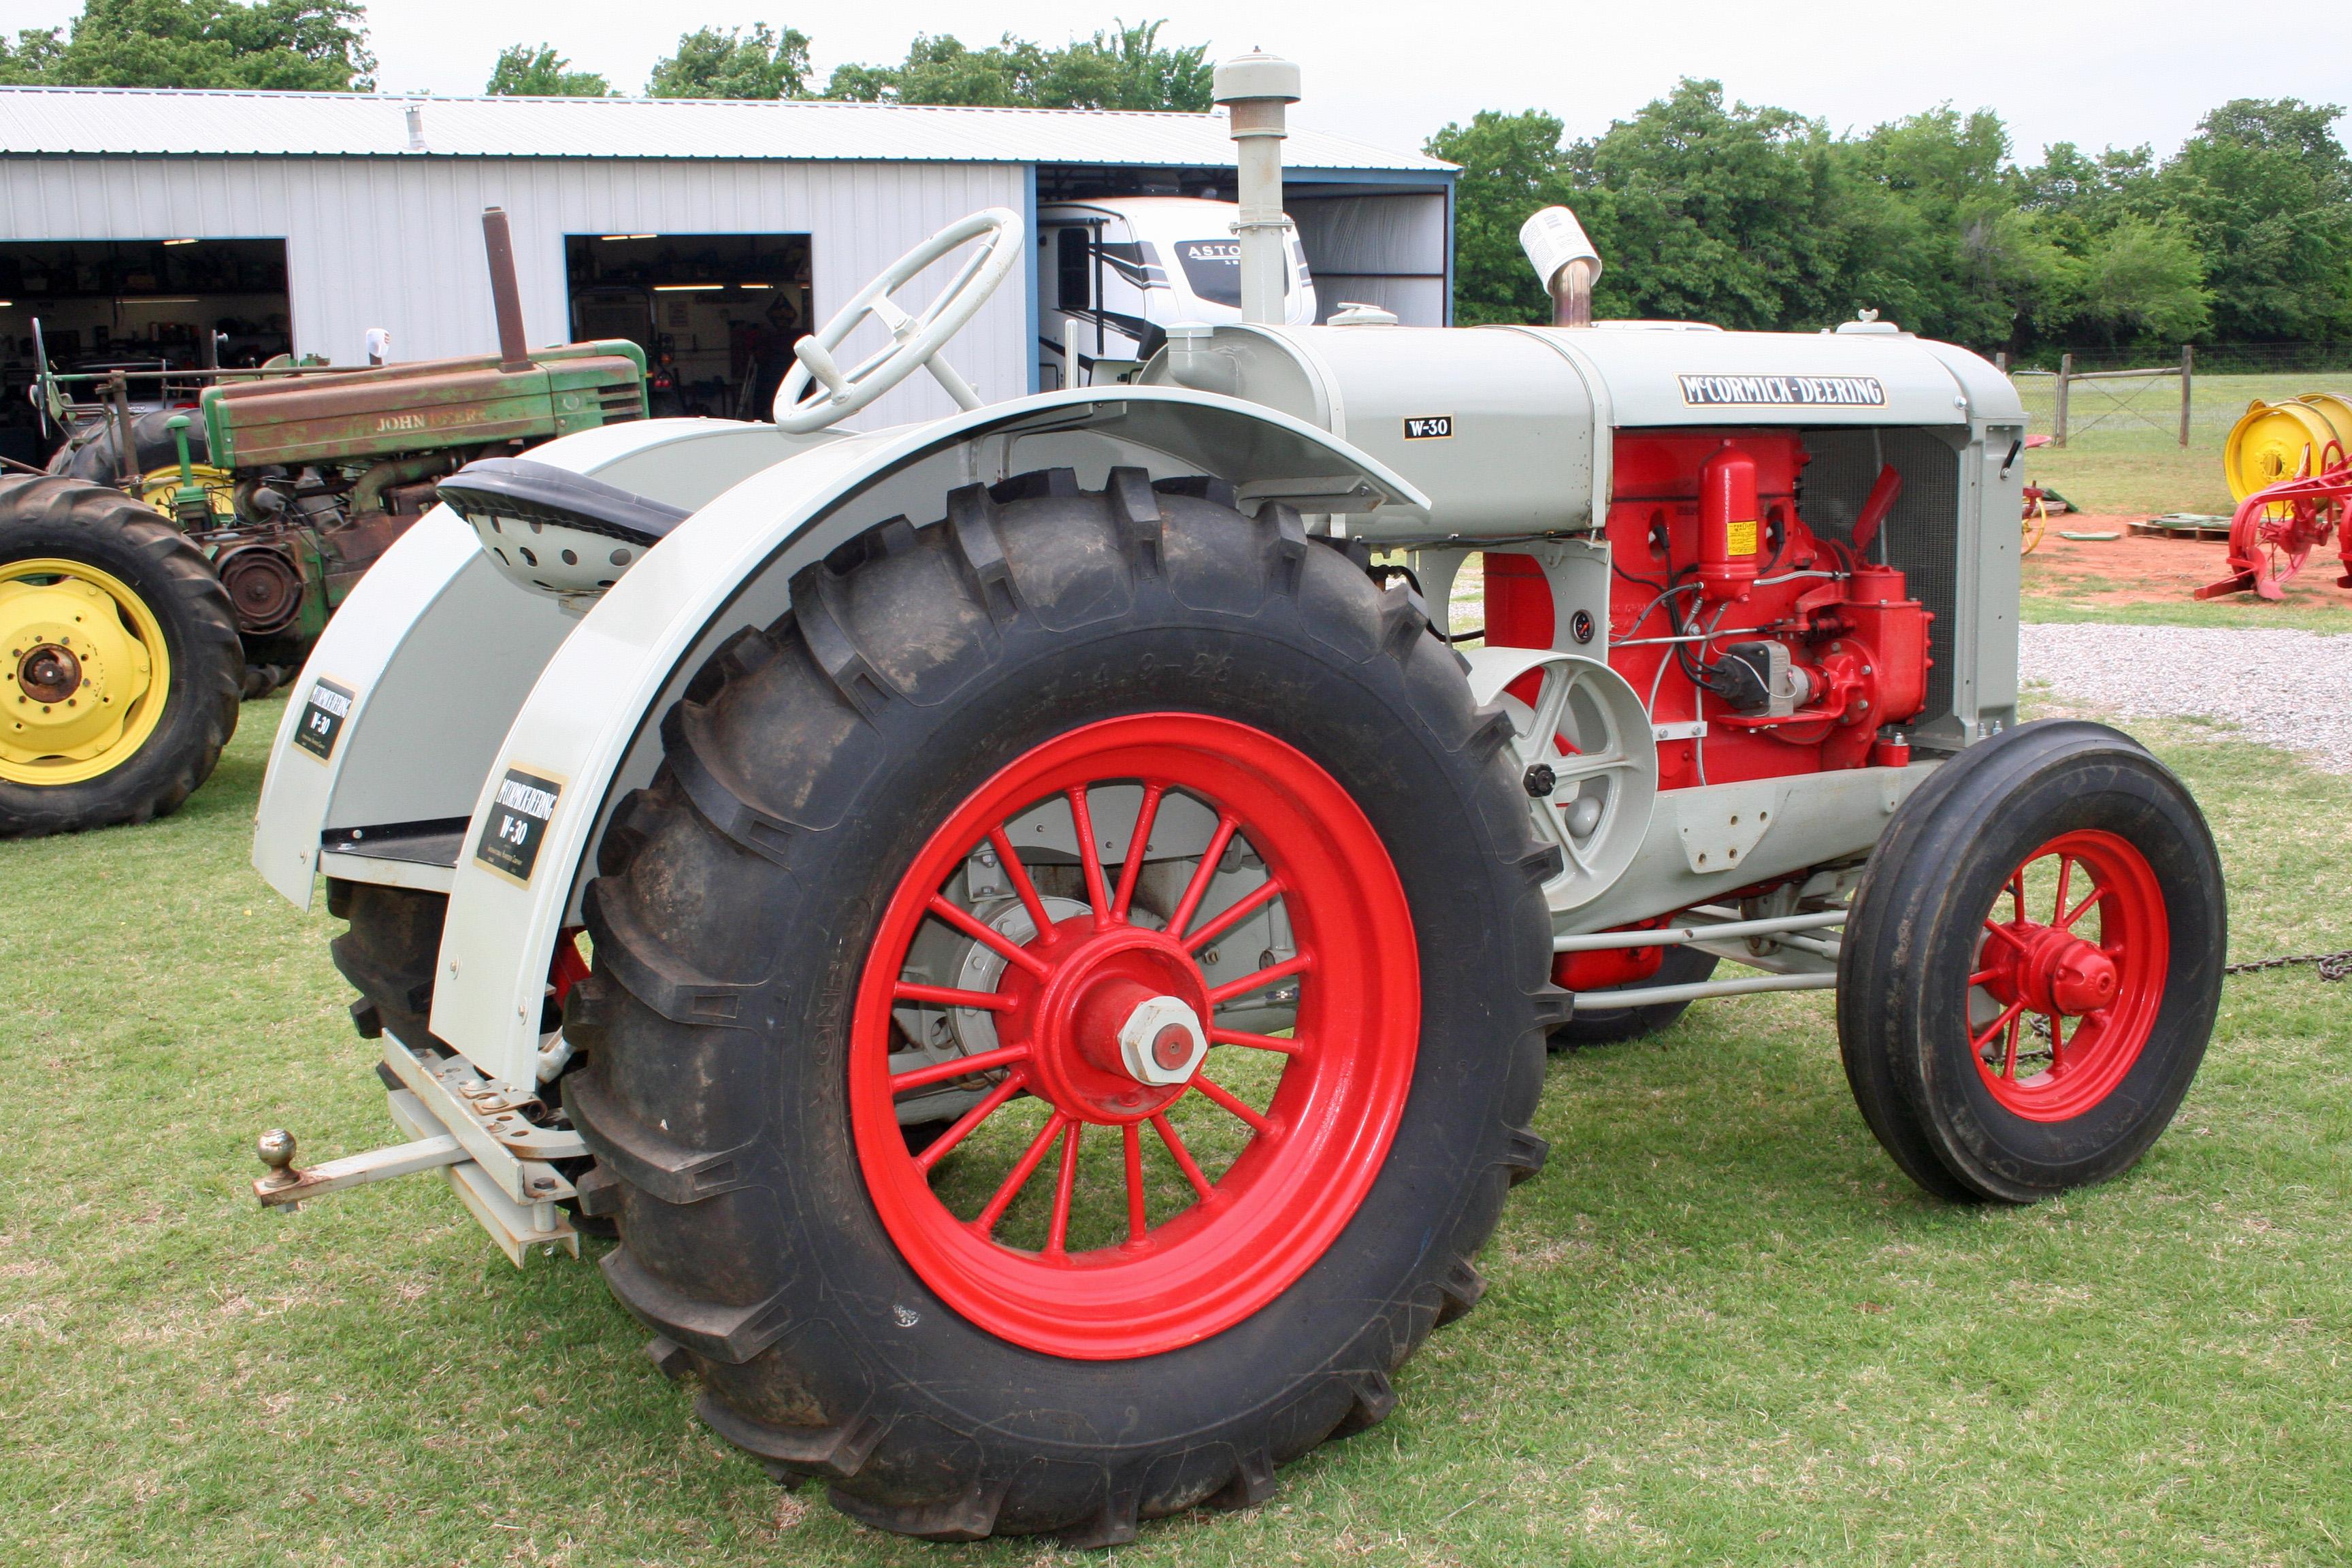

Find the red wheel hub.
xmin=850 ymin=714 xmax=1420 ymax=1360
xmin=1966 ymin=829 xmax=2167 ymax=1120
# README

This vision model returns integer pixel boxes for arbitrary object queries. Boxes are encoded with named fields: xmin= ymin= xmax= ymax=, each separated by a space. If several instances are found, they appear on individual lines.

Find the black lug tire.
xmin=1549 ymin=945 xmax=1720 ymax=1049
xmin=564 ymin=468 xmax=1566 ymax=1544
xmin=50 ymin=406 xmax=214 ymax=485
xmin=1836 ymin=720 xmax=2225 ymax=1203
xmin=0 ymin=476 xmax=242 ymax=836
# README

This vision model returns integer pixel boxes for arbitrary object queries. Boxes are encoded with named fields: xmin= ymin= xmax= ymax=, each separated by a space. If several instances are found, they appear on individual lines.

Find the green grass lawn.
xmin=4 ymin=687 xmax=2350 ymax=1566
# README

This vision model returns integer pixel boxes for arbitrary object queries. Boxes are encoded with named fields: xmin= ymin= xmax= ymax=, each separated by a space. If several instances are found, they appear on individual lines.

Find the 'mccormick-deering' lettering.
xmin=1679 ymin=374 xmax=1887 ymax=408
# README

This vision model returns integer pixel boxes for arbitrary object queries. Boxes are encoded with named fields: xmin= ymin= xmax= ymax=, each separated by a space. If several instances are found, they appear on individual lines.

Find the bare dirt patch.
xmin=2023 ymin=512 xmax=2352 ymax=618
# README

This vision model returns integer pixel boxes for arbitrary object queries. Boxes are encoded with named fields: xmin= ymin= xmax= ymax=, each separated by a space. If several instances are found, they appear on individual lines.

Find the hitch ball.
xmin=255 ymin=1128 xmax=300 ymax=1192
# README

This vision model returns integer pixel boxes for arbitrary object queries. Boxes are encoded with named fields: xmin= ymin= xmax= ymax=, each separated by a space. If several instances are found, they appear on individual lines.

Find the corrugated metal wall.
xmin=1291 ymin=193 xmax=1448 ymax=327
xmin=0 ymin=154 xmax=1031 ymax=429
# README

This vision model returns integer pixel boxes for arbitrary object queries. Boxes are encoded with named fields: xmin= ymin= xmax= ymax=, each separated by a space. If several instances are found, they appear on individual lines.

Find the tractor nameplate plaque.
xmin=474 ymin=766 xmax=564 ymax=886
xmin=1678 ymin=375 xmax=1885 ymax=408
xmin=293 ymin=677 xmax=357 ymax=762
xmin=1403 ymin=415 xmax=1454 ymax=439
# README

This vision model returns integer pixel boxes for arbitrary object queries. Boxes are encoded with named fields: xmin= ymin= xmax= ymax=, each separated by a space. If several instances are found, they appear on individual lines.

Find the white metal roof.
xmin=0 ymin=86 xmax=1452 ymax=172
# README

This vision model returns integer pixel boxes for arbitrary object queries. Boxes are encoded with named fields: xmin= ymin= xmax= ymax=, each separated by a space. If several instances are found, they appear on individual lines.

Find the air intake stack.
xmin=1213 ymin=50 xmax=1301 ymax=326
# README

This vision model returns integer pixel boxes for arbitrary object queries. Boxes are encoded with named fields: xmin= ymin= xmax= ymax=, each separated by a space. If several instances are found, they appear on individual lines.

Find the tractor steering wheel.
xmin=772 ymin=208 xmax=1026 ymax=434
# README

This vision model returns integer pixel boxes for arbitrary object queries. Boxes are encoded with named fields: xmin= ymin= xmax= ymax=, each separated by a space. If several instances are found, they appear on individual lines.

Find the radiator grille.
xmin=1797 ymin=428 xmax=1962 ymax=728
xmin=598 ymin=384 xmax=645 ymax=423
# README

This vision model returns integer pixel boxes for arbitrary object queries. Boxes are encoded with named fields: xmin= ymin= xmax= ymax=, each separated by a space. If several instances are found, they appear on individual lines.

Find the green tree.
xmin=1569 ymin=80 xmax=1848 ymax=331
xmin=648 ymin=22 xmax=811 ymax=99
xmin=2065 ymin=216 xmax=2210 ymax=343
xmin=486 ymin=42 xmax=608 ymax=97
xmin=1423 ymin=108 xmax=1573 ymax=325
xmin=824 ymin=19 xmax=1213 ymax=110
xmin=0 ymin=0 xmax=374 ymax=90
xmin=2159 ymin=97 xmax=2352 ymax=341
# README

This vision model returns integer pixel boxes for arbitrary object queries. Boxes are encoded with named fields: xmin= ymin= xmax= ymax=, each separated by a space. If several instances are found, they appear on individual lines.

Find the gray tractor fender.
xmin=383 ymin=387 xmax=1423 ymax=1088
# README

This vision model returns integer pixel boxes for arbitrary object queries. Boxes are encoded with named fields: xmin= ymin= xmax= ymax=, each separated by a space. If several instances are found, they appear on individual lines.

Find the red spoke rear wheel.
xmin=1966 ymin=830 xmax=2168 ymax=1121
xmin=850 ymin=713 xmax=1420 ymax=1359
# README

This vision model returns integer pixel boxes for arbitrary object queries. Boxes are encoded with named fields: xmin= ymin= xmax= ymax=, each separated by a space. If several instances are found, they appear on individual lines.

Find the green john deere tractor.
xmin=1 ymin=209 xmax=647 ymax=837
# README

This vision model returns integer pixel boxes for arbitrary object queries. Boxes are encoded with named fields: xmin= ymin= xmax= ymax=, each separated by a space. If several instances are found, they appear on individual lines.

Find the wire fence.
xmin=2007 ymin=358 xmax=2352 ymax=454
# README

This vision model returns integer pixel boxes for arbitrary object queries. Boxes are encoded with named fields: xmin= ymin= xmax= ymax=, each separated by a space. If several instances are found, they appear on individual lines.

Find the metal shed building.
xmin=0 ymin=87 xmax=1454 ymax=446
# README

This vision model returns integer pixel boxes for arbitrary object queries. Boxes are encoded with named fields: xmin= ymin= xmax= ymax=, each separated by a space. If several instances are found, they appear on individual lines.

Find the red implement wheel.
xmin=1838 ymin=721 xmax=2223 ymax=1203
xmin=851 ymin=713 xmax=1419 ymax=1359
xmin=565 ymin=468 xmax=1563 ymax=1543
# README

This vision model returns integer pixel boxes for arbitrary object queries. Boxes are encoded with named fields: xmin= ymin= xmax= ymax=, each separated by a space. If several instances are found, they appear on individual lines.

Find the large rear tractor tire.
xmin=1838 ymin=721 xmax=2225 ymax=1203
xmin=563 ymin=468 xmax=1565 ymax=1543
xmin=0 ymin=476 xmax=241 ymax=836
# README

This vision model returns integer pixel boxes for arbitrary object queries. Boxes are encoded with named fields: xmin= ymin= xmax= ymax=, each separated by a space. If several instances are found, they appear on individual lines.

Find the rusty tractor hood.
xmin=202 ymin=340 xmax=648 ymax=470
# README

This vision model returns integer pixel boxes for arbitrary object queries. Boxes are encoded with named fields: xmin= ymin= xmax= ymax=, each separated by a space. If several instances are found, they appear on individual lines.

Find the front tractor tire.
xmin=564 ymin=468 xmax=1564 ymax=1543
xmin=0 ymin=476 xmax=241 ymax=836
xmin=1838 ymin=721 xmax=2225 ymax=1203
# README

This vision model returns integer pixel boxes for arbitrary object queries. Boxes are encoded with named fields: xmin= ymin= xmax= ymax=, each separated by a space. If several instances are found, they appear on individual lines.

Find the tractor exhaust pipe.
xmin=1214 ymin=50 xmax=1301 ymax=327
xmin=1521 ymin=206 xmax=1603 ymax=329
xmin=480 ymin=207 xmax=533 ymax=373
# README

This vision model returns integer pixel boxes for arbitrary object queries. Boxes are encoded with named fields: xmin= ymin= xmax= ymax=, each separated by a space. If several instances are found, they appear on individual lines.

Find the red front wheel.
xmin=1839 ymin=721 xmax=2225 ymax=1203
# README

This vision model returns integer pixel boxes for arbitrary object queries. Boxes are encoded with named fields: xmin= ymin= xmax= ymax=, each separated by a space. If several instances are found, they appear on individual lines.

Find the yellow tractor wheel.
xmin=2223 ymin=399 xmax=2341 ymax=502
xmin=0 ymin=476 xmax=242 ymax=836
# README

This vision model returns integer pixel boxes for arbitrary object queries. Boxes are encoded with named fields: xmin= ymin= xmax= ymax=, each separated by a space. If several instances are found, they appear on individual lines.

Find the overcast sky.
xmin=5 ymin=0 xmax=2349 ymax=164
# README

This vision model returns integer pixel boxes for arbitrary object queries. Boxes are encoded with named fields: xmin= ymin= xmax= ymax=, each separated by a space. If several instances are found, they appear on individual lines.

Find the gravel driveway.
xmin=2018 ymin=622 xmax=2352 ymax=773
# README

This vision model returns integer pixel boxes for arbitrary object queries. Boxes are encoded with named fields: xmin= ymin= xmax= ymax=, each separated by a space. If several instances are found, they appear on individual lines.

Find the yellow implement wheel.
xmin=2294 ymin=393 xmax=2352 ymax=461
xmin=2022 ymin=495 xmax=2048 ymax=556
xmin=2223 ymin=399 xmax=2340 ymax=502
xmin=0 ymin=557 xmax=169 ymax=785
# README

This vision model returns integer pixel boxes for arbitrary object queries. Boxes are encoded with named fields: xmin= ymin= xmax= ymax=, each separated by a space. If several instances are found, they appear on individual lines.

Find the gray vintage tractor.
xmin=244 ymin=52 xmax=2224 ymax=1546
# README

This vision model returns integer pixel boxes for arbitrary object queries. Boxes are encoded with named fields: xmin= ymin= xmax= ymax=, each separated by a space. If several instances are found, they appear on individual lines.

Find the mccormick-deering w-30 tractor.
xmin=244 ymin=53 xmax=2226 ymax=1547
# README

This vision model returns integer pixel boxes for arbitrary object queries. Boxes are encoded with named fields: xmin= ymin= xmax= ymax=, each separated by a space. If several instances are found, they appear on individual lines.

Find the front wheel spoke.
xmin=926 ymin=894 xmax=1051 ymax=978
xmin=1980 ymin=921 xmax=2029 ymax=953
xmin=1168 ymin=814 xmax=1242 ymax=937
xmin=914 ymin=1070 xmax=1028 ymax=1173
xmin=1972 ymin=998 xmax=2025 ymax=1054
xmin=1189 ymin=1074 xmax=1274 ymax=1135
xmin=1043 ymin=1122 xmax=1083 ymax=1257
xmin=891 ymin=1041 xmax=1028 ymax=1095
xmin=975 ymin=1111 xmax=1069 ymax=1237
xmin=1209 ymin=1027 xmax=1303 ymax=1056
xmin=986 ymin=826 xmax=1055 ymax=937
xmin=1066 ymin=787 xmax=1113 ymax=923
xmin=1150 ymin=1111 xmax=1215 ymax=1201
xmin=2002 ymin=1015 xmax=2023 ymax=1078
xmin=2059 ymin=882 xmax=2106 ymax=931
xmin=1208 ymin=953 xmax=1312 ymax=1007
xmin=2052 ymin=855 xmax=2076 ymax=927
xmin=1183 ymin=877 xmax=1284 ymax=954
xmin=2008 ymin=874 xmax=2028 ymax=924
xmin=1965 ymin=968 xmax=2005 ymax=990
xmin=894 ymin=981 xmax=1013 ymax=1013
xmin=1122 ymin=1121 xmax=1148 ymax=1243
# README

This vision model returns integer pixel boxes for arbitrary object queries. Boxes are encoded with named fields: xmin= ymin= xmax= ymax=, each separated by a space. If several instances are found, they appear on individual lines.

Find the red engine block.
xmin=1488 ymin=429 xmax=1931 ymax=791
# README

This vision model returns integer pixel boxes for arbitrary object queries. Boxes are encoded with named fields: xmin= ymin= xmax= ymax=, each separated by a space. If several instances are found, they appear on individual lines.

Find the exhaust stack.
xmin=480 ymin=207 xmax=533 ymax=374
xmin=1520 ymin=206 xmax=1603 ymax=329
xmin=1213 ymin=50 xmax=1301 ymax=327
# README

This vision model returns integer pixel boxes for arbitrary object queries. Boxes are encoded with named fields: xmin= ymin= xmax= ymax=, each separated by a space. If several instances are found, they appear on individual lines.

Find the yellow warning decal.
xmin=1725 ymin=519 xmax=1760 ymax=557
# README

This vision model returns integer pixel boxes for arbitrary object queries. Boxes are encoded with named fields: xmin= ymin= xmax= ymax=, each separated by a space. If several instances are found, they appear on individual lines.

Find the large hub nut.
xmin=1118 ymin=994 xmax=1209 ymax=1086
